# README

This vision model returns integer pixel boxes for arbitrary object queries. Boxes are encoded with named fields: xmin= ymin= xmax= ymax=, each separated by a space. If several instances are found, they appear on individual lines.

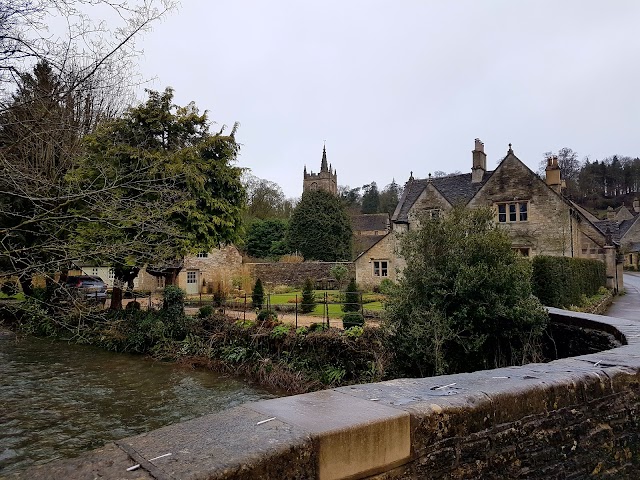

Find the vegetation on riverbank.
xmin=1 ymin=287 xmax=389 ymax=394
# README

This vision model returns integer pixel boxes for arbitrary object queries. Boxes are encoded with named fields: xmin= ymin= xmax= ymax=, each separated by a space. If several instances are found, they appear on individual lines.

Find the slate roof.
xmin=351 ymin=213 xmax=389 ymax=232
xmin=392 ymin=172 xmax=493 ymax=223
xmin=594 ymin=220 xmax=622 ymax=244
xmin=594 ymin=215 xmax=640 ymax=245
xmin=353 ymin=234 xmax=387 ymax=259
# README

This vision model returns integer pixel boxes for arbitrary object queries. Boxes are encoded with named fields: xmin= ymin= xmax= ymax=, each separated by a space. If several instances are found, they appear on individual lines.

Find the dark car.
xmin=64 ymin=275 xmax=107 ymax=303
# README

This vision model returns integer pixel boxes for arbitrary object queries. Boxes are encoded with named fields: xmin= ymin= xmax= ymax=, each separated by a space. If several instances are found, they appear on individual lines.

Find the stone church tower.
xmin=303 ymin=145 xmax=338 ymax=195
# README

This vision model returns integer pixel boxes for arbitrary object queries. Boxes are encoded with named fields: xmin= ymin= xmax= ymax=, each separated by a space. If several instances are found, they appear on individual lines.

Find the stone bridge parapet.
xmin=9 ymin=308 xmax=640 ymax=479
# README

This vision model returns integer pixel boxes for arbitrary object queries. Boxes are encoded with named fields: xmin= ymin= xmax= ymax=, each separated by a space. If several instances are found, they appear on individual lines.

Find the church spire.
xmin=321 ymin=143 xmax=328 ymax=172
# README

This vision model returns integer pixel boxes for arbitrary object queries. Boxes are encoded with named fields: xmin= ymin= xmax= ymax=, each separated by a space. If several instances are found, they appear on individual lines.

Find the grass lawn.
xmin=261 ymin=290 xmax=385 ymax=316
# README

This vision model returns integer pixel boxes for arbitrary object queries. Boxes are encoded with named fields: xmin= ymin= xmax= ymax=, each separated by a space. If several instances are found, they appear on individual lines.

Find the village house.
xmin=355 ymin=139 xmax=624 ymax=291
xmin=72 ymin=245 xmax=243 ymax=295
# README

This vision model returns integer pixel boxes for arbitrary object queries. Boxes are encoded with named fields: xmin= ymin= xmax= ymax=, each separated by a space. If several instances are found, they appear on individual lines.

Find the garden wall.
xmin=12 ymin=308 xmax=640 ymax=480
xmin=242 ymin=261 xmax=355 ymax=289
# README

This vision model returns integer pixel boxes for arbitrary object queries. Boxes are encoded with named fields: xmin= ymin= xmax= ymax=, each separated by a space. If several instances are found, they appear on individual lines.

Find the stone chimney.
xmin=471 ymin=138 xmax=486 ymax=184
xmin=607 ymin=206 xmax=616 ymax=220
xmin=545 ymin=155 xmax=561 ymax=193
xmin=634 ymin=197 xmax=640 ymax=213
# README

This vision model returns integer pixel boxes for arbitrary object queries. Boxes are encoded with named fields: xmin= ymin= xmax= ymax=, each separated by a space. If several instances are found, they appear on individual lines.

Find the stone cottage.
xmin=355 ymin=139 xmax=624 ymax=291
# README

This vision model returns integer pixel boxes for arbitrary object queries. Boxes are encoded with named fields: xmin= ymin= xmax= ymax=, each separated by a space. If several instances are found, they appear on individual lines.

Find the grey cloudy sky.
xmin=135 ymin=0 xmax=640 ymax=198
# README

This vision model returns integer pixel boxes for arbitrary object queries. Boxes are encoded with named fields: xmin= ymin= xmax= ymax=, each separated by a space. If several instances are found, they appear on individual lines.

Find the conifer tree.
xmin=252 ymin=278 xmax=264 ymax=310
xmin=301 ymin=278 xmax=316 ymax=314
xmin=343 ymin=278 xmax=360 ymax=313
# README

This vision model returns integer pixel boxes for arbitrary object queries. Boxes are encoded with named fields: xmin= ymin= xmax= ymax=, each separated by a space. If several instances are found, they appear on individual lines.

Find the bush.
xmin=198 ymin=305 xmax=214 ymax=318
xmin=252 ymin=278 xmax=264 ymax=310
xmin=532 ymin=256 xmax=606 ymax=308
xmin=256 ymin=309 xmax=278 ymax=327
xmin=378 ymin=278 xmax=396 ymax=296
xmin=125 ymin=301 xmax=141 ymax=311
xmin=385 ymin=206 xmax=548 ymax=377
xmin=163 ymin=285 xmax=185 ymax=313
xmin=342 ymin=312 xmax=364 ymax=329
xmin=343 ymin=278 xmax=360 ymax=312
xmin=301 ymin=278 xmax=316 ymax=314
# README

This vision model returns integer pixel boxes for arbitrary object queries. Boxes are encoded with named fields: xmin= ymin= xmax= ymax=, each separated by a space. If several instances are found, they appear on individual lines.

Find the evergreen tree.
xmin=361 ymin=182 xmax=380 ymax=214
xmin=246 ymin=219 xmax=288 ymax=259
xmin=301 ymin=278 xmax=316 ymax=314
xmin=252 ymin=278 xmax=264 ymax=310
xmin=379 ymin=180 xmax=402 ymax=216
xmin=287 ymin=190 xmax=352 ymax=261
xmin=343 ymin=278 xmax=361 ymax=313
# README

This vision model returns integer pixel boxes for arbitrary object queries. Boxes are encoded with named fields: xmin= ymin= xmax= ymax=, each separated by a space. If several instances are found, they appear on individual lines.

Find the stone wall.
xmin=355 ymin=234 xmax=402 ymax=289
xmin=243 ymin=261 xmax=355 ymax=289
xmin=12 ymin=309 xmax=640 ymax=480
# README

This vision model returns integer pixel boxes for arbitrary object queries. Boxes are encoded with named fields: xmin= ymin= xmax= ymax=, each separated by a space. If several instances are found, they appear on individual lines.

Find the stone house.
xmin=593 ymin=200 xmax=640 ymax=269
xmin=355 ymin=139 xmax=624 ymax=291
xmin=74 ymin=245 xmax=243 ymax=295
xmin=136 ymin=245 xmax=243 ymax=294
xmin=351 ymin=213 xmax=390 ymax=260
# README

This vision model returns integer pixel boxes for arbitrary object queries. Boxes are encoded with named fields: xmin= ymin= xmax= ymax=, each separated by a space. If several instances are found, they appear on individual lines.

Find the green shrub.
xmin=301 ymin=278 xmax=316 ymax=314
xmin=342 ymin=312 xmax=364 ymax=329
xmin=532 ymin=256 xmax=606 ymax=308
xmin=125 ymin=301 xmax=141 ymax=311
xmin=256 ymin=309 xmax=278 ymax=327
xmin=198 ymin=305 xmax=214 ymax=318
xmin=252 ymin=278 xmax=264 ymax=310
xmin=378 ymin=278 xmax=396 ymax=296
xmin=270 ymin=324 xmax=292 ymax=339
xmin=343 ymin=278 xmax=360 ymax=312
xmin=343 ymin=325 xmax=364 ymax=337
xmin=163 ymin=285 xmax=185 ymax=312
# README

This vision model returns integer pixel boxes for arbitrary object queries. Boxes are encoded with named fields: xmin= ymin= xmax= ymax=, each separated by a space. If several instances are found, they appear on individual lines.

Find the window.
xmin=513 ymin=247 xmax=530 ymax=257
xmin=108 ymin=268 xmax=115 ymax=281
xmin=196 ymin=252 xmax=208 ymax=258
xmin=187 ymin=271 xmax=197 ymax=283
xmin=373 ymin=260 xmax=388 ymax=277
xmin=91 ymin=267 xmax=99 ymax=276
xmin=497 ymin=202 xmax=528 ymax=223
xmin=428 ymin=209 xmax=441 ymax=219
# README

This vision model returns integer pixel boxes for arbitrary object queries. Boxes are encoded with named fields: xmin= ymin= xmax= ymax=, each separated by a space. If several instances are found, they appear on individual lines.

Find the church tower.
xmin=303 ymin=145 xmax=338 ymax=195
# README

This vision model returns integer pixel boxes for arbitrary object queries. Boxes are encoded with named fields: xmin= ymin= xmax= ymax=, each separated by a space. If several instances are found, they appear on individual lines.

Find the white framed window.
xmin=373 ymin=260 xmax=388 ymax=277
xmin=428 ymin=209 xmax=441 ymax=219
xmin=196 ymin=252 xmax=208 ymax=258
xmin=497 ymin=202 xmax=528 ymax=223
xmin=91 ymin=267 xmax=99 ymax=276
xmin=187 ymin=271 xmax=197 ymax=284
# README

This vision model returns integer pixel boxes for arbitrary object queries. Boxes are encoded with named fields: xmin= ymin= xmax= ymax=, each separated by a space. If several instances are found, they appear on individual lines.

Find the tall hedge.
xmin=531 ymin=256 xmax=606 ymax=308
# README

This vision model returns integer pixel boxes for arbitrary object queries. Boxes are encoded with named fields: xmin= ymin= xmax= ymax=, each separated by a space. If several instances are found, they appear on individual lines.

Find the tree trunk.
xmin=19 ymin=275 xmax=33 ymax=297
xmin=110 ymin=286 xmax=123 ymax=310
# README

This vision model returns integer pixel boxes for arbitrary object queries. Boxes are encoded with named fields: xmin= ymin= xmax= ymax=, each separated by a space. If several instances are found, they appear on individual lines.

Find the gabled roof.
xmin=392 ymin=172 xmax=493 ymax=223
xmin=351 ymin=213 xmax=389 ymax=232
xmin=354 ymin=232 xmax=390 ymax=260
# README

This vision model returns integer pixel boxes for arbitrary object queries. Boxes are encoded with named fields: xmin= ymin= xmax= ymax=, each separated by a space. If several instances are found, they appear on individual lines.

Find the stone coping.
xmin=7 ymin=309 xmax=640 ymax=480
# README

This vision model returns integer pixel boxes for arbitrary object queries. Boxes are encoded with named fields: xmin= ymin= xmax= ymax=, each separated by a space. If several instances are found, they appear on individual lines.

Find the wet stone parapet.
xmin=7 ymin=309 xmax=640 ymax=480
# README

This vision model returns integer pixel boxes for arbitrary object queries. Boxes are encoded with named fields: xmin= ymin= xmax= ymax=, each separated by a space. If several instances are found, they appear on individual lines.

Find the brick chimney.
xmin=607 ymin=206 xmax=615 ymax=220
xmin=545 ymin=155 xmax=561 ymax=193
xmin=471 ymin=138 xmax=486 ymax=184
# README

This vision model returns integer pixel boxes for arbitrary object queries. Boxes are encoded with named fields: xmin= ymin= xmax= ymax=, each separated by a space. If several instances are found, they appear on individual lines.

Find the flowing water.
xmin=0 ymin=332 xmax=277 ymax=475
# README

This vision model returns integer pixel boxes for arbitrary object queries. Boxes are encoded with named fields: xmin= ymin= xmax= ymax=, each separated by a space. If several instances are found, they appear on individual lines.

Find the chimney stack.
xmin=607 ymin=206 xmax=615 ymax=220
xmin=471 ymin=138 xmax=486 ymax=183
xmin=545 ymin=155 xmax=561 ymax=193
xmin=634 ymin=197 xmax=640 ymax=213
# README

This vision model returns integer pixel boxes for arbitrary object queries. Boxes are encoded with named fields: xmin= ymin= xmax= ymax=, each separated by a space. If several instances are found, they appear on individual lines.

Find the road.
xmin=606 ymin=272 xmax=640 ymax=321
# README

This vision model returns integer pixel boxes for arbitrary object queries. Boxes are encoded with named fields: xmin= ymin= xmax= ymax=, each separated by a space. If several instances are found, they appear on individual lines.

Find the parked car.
xmin=64 ymin=275 xmax=107 ymax=303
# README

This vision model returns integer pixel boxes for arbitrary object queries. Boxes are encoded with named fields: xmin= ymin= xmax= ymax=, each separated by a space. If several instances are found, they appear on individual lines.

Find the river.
xmin=0 ymin=332 xmax=277 ymax=475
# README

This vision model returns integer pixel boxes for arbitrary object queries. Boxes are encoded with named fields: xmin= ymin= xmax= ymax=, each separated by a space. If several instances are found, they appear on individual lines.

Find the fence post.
xmin=295 ymin=294 xmax=298 ymax=329
xmin=326 ymin=291 xmax=330 ymax=328
xmin=199 ymin=291 xmax=202 ymax=307
xmin=244 ymin=293 xmax=247 ymax=321
xmin=148 ymin=292 xmax=151 ymax=310
xmin=360 ymin=292 xmax=364 ymax=317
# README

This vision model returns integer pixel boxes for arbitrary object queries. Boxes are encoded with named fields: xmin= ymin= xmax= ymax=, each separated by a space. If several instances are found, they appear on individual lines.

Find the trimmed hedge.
xmin=532 ymin=256 xmax=606 ymax=308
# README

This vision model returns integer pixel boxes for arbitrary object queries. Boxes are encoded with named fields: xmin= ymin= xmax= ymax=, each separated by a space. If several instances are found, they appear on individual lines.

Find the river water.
xmin=0 ymin=333 xmax=276 ymax=475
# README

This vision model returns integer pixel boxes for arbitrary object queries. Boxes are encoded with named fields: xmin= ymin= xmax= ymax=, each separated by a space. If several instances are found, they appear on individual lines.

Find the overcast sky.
xmin=134 ymin=0 xmax=640 ymax=198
